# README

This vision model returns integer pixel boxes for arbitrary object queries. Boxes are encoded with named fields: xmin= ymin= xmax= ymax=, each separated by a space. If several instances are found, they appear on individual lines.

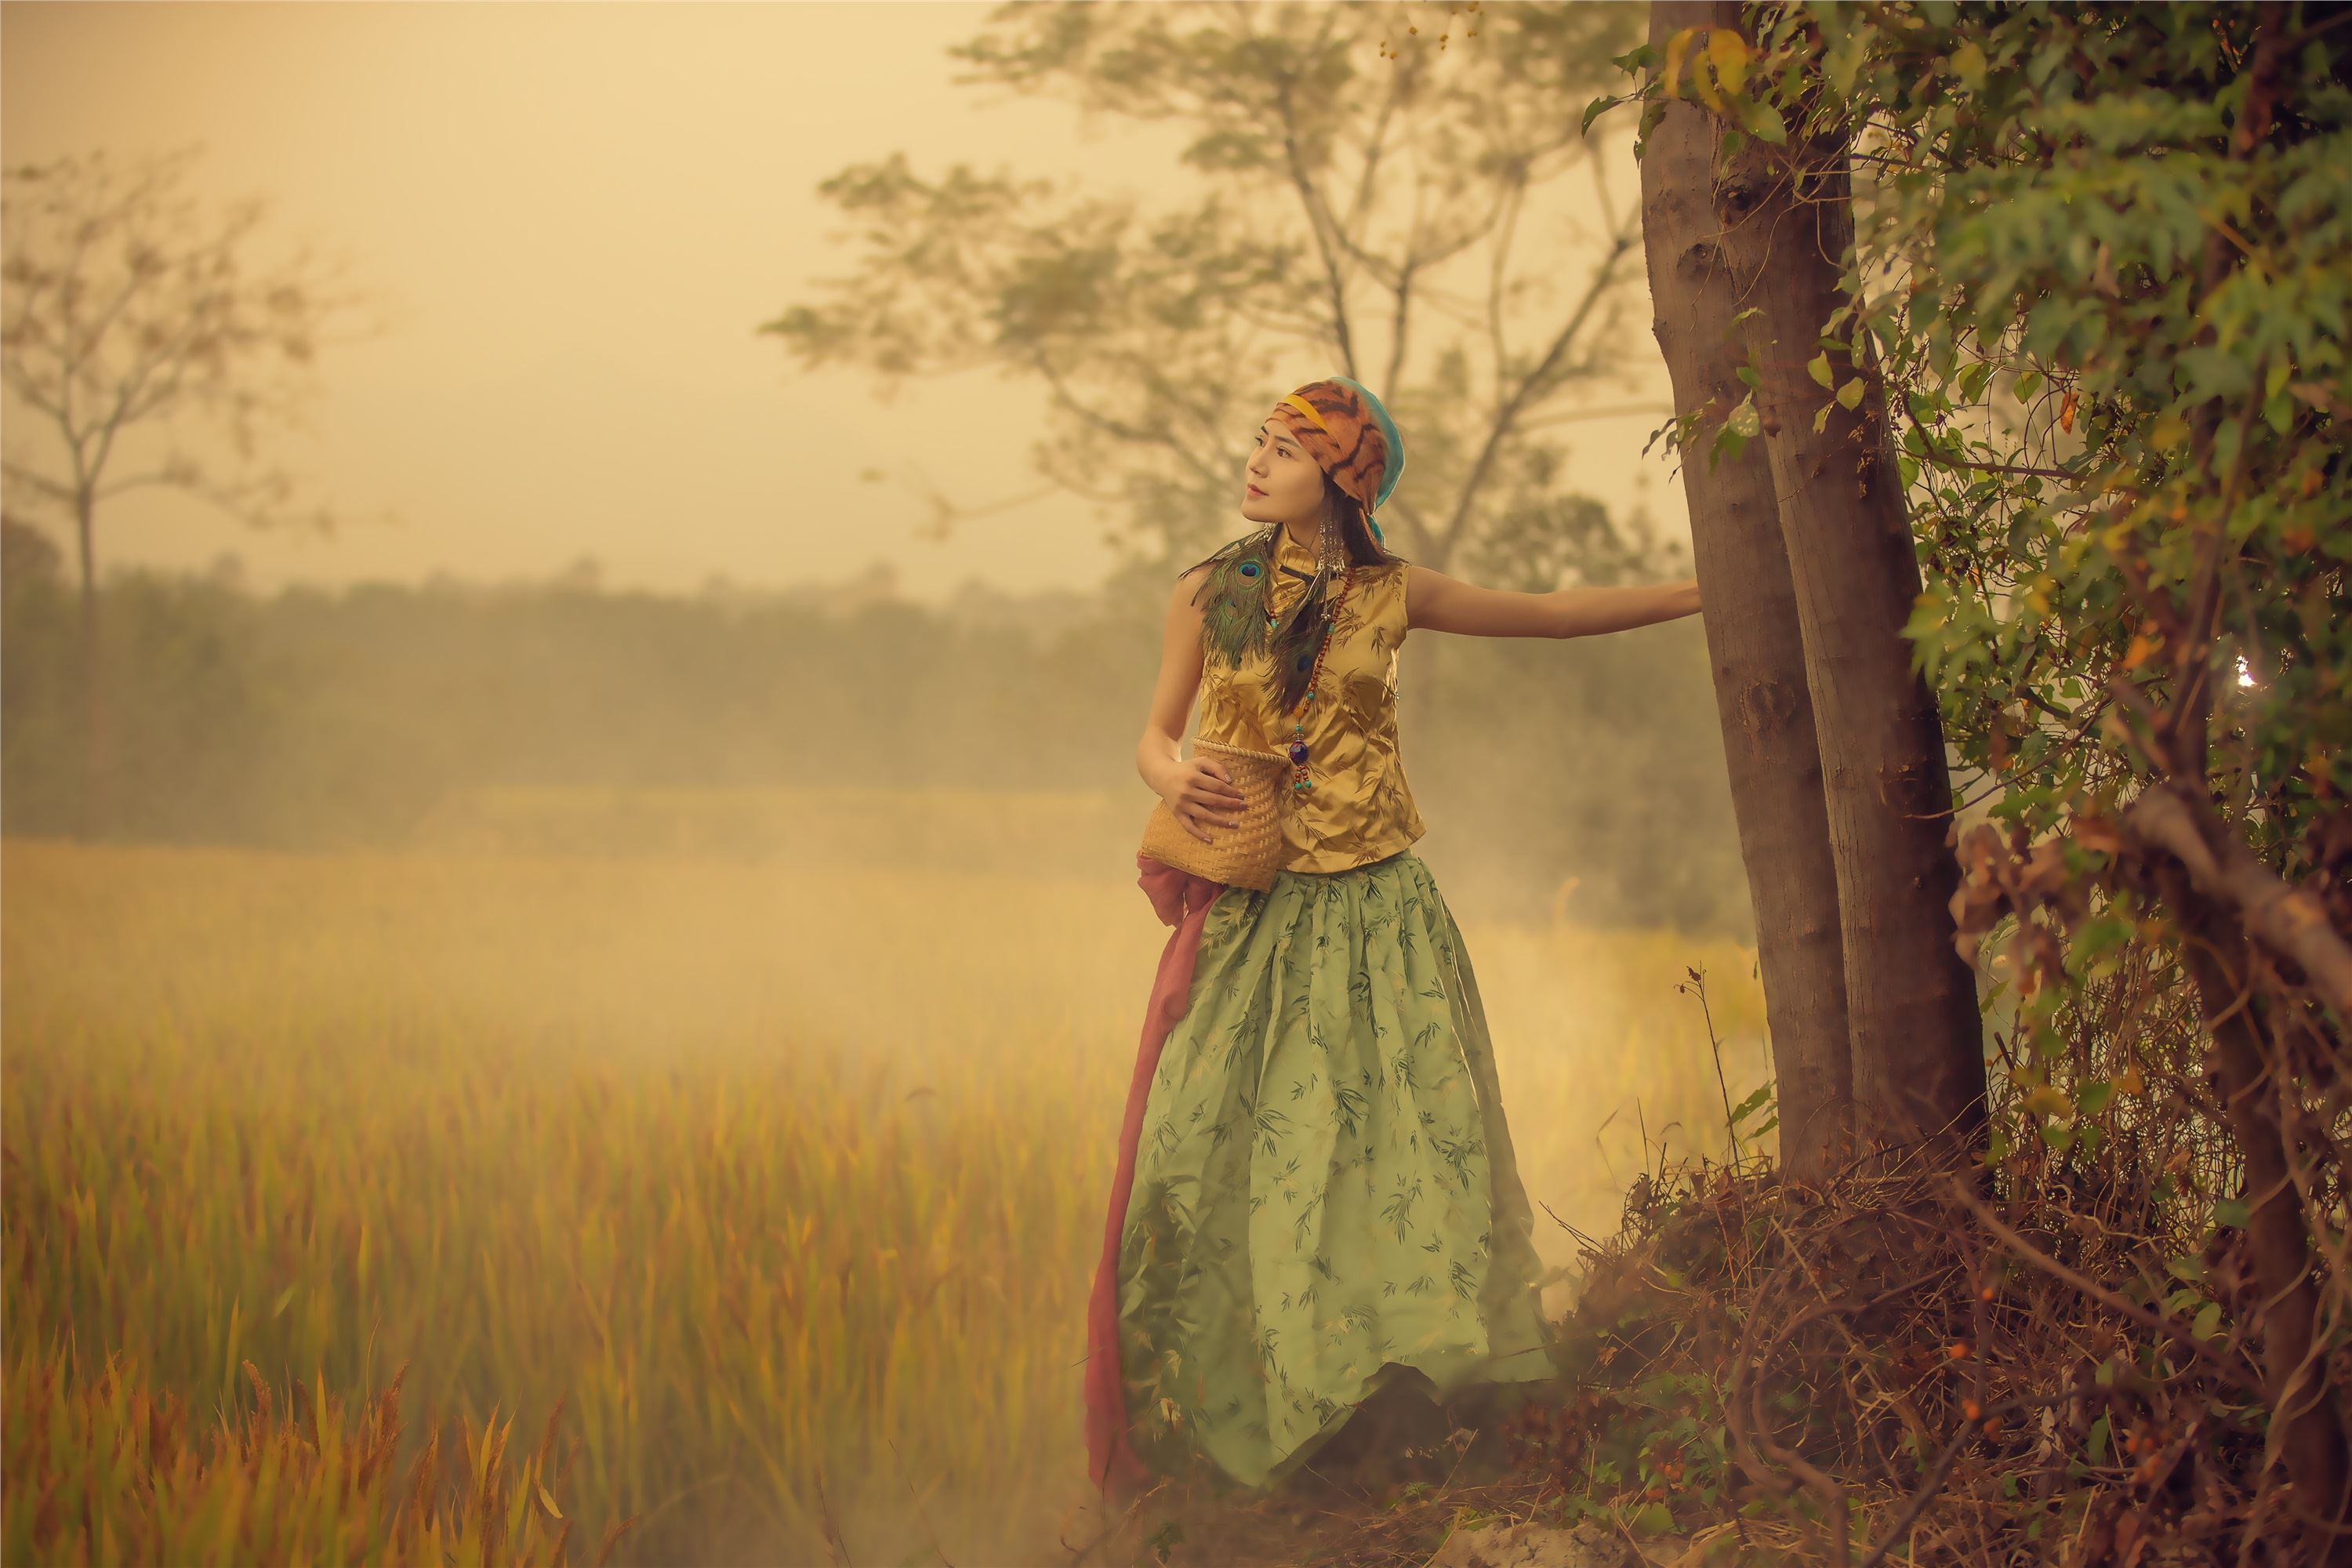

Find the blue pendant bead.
xmin=1287 ymin=741 xmax=1309 ymax=765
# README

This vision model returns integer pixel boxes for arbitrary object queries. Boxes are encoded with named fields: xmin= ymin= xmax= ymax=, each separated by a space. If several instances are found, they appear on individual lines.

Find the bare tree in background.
xmin=1 ymin=145 xmax=381 ymax=835
xmin=760 ymin=0 xmax=1680 ymax=735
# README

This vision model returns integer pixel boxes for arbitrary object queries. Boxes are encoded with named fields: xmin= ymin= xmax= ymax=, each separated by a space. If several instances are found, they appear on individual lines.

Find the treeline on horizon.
xmin=0 ymin=518 xmax=1750 ymax=937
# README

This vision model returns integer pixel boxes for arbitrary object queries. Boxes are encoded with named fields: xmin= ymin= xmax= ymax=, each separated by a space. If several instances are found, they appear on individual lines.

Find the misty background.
xmin=2 ymin=0 xmax=1746 ymax=935
xmin=1 ymin=5 xmax=1773 ymax=1559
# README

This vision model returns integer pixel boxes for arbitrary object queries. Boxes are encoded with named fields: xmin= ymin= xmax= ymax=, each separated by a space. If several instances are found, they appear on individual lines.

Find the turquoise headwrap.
xmin=1327 ymin=375 xmax=1406 ymax=514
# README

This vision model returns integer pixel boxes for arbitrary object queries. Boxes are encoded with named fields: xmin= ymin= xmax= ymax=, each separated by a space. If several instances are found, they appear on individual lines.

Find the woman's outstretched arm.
xmin=1403 ymin=564 xmax=1701 ymax=639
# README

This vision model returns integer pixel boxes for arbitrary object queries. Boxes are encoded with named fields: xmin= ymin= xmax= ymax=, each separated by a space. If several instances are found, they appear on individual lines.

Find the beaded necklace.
xmin=1266 ymin=564 xmax=1356 ymax=796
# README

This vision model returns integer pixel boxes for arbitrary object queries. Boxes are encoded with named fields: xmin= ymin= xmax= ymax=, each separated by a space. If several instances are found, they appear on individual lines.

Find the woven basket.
xmin=1139 ymin=739 xmax=1289 ymax=891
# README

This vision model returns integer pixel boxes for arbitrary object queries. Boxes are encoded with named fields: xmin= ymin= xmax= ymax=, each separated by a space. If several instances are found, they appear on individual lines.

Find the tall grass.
xmin=3 ymin=799 xmax=1764 ymax=1564
xmin=5 ymin=1341 xmax=586 ymax=1566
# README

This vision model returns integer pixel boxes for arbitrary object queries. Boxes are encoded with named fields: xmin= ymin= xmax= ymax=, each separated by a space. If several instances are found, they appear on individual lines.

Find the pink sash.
xmin=1083 ymin=852 xmax=1226 ymax=1505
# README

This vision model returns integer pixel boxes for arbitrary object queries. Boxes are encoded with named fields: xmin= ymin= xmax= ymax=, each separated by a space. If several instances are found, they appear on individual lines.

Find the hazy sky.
xmin=3 ymin=1 xmax=1681 ymax=604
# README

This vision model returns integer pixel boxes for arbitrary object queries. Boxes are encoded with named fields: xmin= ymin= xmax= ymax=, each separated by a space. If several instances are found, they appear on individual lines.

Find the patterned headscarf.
xmin=1268 ymin=376 xmax=1405 ymax=540
xmin=1185 ymin=376 xmax=1406 ymax=704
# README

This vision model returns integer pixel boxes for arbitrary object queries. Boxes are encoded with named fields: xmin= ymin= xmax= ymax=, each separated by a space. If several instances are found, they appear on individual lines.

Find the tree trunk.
xmin=1640 ymin=0 xmax=1853 ymax=1186
xmin=2147 ymin=858 xmax=2352 ymax=1557
xmin=1709 ymin=88 xmax=1987 ymax=1160
xmin=74 ymin=485 xmax=109 ymax=839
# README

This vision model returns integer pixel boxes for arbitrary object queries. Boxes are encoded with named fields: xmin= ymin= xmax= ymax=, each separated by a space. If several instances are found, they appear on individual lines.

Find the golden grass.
xmin=3 ymin=799 xmax=1764 ymax=1565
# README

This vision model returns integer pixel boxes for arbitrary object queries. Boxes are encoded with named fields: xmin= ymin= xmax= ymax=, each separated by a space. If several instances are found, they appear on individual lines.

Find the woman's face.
xmin=1240 ymin=415 xmax=1323 ymax=528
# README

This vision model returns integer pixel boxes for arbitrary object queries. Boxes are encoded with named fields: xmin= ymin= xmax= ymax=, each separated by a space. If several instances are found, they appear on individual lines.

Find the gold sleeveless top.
xmin=1193 ymin=528 xmax=1427 ymax=874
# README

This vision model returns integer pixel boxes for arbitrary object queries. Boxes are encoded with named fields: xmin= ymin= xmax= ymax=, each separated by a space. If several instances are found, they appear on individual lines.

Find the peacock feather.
xmin=1186 ymin=524 xmax=1344 ymax=712
xmin=1189 ymin=527 xmax=1279 ymax=673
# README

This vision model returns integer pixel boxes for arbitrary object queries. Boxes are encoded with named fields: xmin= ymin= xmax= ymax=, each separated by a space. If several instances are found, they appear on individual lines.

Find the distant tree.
xmin=0 ymin=144 xmax=379 ymax=833
xmin=760 ymin=0 xmax=1675 ymax=646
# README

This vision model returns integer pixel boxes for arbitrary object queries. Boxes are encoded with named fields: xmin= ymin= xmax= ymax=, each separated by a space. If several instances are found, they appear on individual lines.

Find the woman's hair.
xmin=1174 ymin=472 xmax=1409 ymax=707
xmin=1319 ymin=473 xmax=1408 ymax=568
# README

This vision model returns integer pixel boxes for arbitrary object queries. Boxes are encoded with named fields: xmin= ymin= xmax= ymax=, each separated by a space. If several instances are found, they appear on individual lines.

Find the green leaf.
xmin=1726 ymin=392 xmax=1762 ymax=439
xmin=2086 ymin=1415 xmax=2110 ymax=1465
xmin=1808 ymin=350 xmax=1834 ymax=389
xmin=1951 ymin=41 xmax=1987 ymax=89
xmin=1582 ymin=94 xmax=1620 ymax=137
xmin=1836 ymin=377 xmax=1864 ymax=410
xmin=1710 ymin=391 xmax=1761 ymax=466
xmin=2191 ymin=1301 xmax=2223 ymax=1341
xmin=1737 ymin=364 xmax=1760 ymax=389
xmin=1629 ymin=1502 xmax=1675 ymax=1536
xmin=2214 ymin=1197 xmax=2251 ymax=1229
xmin=2213 ymin=416 xmax=2244 ymax=479
xmin=2266 ymin=390 xmax=2297 ymax=436
xmin=1737 ymin=96 xmax=1788 ymax=144
xmin=1824 ymin=31 xmax=1865 ymax=98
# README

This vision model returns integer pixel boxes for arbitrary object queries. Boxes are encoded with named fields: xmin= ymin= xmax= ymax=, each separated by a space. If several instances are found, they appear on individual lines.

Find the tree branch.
xmin=2122 ymin=780 xmax=2352 ymax=1022
xmin=1439 ymin=212 xmax=1642 ymax=557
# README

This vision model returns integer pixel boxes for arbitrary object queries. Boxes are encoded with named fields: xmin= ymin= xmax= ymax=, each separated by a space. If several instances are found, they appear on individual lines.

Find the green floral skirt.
xmin=1111 ymin=849 xmax=1558 ymax=1491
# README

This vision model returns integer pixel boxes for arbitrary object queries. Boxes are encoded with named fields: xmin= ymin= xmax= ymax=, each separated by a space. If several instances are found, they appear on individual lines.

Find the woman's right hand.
xmin=1162 ymin=756 xmax=1247 ymax=842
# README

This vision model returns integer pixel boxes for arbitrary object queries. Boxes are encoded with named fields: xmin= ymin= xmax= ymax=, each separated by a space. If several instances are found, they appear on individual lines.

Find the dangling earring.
xmin=1317 ymin=501 xmax=1344 ymax=575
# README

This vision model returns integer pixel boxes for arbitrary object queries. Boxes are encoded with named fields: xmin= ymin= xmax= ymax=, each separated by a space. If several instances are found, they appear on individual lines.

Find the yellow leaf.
xmin=1705 ymin=27 xmax=1750 ymax=97
xmin=2115 ymin=1064 xmax=2146 ymax=1096
xmin=538 ymin=1484 xmax=564 ymax=1521
xmin=1662 ymin=27 xmax=1696 ymax=101
xmin=1691 ymin=46 xmax=1726 ymax=111
xmin=2120 ymin=630 xmax=2161 ymax=671
xmin=2024 ymin=1086 xmax=2073 ymax=1120
xmin=1951 ymin=41 xmax=1987 ymax=89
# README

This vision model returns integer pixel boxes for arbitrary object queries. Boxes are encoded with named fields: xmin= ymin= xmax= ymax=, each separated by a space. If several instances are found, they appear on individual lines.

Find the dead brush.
xmin=1497 ymin=1120 xmax=2306 ymax=1566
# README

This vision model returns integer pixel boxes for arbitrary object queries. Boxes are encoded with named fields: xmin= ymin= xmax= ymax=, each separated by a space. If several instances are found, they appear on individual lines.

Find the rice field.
xmin=2 ymin=789 xmax=1768 ymax=1565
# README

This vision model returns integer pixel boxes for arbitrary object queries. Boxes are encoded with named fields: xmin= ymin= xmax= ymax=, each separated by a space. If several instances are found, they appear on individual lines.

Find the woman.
xmin=1085 ymin=376 xmax=1701 ymax=1507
